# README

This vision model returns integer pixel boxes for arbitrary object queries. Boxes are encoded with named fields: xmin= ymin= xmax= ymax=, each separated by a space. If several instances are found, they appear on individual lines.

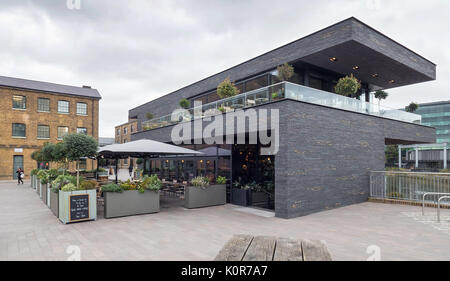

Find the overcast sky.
xmin=0 ymin=0 xmax=448 ymax=137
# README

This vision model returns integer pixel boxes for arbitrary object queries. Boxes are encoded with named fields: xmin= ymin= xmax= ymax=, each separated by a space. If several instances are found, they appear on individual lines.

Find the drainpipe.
xmin=415 ymin=148 xmax=419 ymax=169
xmin=444 ymin=144 xmax=447 ymax=170
xmin=398 ymin=146 xmax=402 ymax=169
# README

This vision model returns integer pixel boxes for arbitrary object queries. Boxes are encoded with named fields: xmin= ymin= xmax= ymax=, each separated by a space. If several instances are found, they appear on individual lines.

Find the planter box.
xmin=58 ymin=189 xmax=97 ymax=224
xmin=184 ymin=184 xmax=226 ymax=209
xmin=41 ymin=184 xmax=48 ymax=205
xmin=37 ymin=182 xmax=41 ymax=197
xmin=104 ymin=190 xmax=160 ymax=219
xmin=249 ymin=191 xmax=271 ymax=207
xmin=31 ymin=175 xmax=35 ymax=188
xmin=50 ymin=189 xmax=59 ymax=217
xmin=34 ymin=177 xmax=39 ymax=190
xmin=231 ymin=188 xmax=250 ymax=206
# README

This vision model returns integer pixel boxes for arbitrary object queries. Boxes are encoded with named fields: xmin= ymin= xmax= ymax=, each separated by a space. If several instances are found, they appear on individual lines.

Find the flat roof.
xmin=417 ymin=100 xmax=450 ymax=107
xmin=130 ymin=17 xmax=436 ymax=114
xmin=0 ymin=75 xmax=101 ymax=99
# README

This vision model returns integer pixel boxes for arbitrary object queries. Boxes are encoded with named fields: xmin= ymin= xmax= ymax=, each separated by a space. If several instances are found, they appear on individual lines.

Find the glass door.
xmin=13 ymin=155 xmax=24 ymax=179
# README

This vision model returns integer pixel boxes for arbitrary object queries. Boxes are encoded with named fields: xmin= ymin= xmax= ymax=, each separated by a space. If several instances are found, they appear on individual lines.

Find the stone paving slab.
xmin=1 ymin=180 xmax=450 ymax=261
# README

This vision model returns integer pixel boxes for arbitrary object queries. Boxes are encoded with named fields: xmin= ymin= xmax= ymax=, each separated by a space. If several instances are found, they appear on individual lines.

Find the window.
xmin=130 ymin=125 xmax=134 ymax=133
xmin=124 ymin=127 xmax=128 ymax=135
xmin=57 ymin=126 xmax=69 ymax=139
xmin=76 ymin=102 xmax=87 ymax=115
xmin=37 ymin=125 xmax=50 ymax=139
xmin=77 ymin=127 xmax=87 ymax=134
xmin=58 ymin=101 xmax=69 ymax=113
xmin=79 ymin=159 xmax=87 ymax=170
xmin=12 ymin=96 xmax=26 ymax=109
xmin=12 ymin=123 xmax=26 ymax=137
xmin=117 ymin=128 xmax=120 ymax=136
xmin=37 ymin=98 xmax=50 ymax=112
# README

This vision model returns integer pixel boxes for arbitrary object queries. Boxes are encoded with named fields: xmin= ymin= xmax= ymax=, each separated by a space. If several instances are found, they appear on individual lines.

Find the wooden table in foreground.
xmin=214 ymin=235 xmax=332 ymax=261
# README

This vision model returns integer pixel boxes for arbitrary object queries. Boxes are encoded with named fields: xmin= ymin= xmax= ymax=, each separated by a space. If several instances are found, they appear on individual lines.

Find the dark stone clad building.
xmin=129 ymin=18 xmax=436 ymax=218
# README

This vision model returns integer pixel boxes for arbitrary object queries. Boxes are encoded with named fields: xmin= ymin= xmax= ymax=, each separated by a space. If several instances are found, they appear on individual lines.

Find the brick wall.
xmin=0 ymin=86 xmax=99 ymax=180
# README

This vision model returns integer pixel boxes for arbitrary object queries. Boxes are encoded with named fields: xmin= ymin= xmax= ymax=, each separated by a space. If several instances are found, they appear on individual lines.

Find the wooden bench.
xmin=214 ymin=235 xmax=332 ymax=261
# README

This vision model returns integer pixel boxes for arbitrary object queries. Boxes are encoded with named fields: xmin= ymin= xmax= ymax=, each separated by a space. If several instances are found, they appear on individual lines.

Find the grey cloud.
xmin=0 ymin=0 xmax=448 ymax=137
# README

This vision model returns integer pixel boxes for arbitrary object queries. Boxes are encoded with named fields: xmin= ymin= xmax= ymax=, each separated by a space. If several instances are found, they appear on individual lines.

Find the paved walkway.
xmin=1 ymin=181 xmax=450 ymax=261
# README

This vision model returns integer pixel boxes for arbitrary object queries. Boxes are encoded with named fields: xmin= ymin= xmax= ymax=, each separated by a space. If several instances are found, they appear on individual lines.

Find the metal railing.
xmin=438 ymin=196 xmax=450 ymax=222
xmin=142 ymin=81 xmax=422 ymax=131
xmin=370 ymin=171 xmax=450 ymax=204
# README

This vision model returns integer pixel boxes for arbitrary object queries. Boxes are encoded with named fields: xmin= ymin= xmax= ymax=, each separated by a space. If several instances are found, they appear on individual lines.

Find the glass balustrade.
xmin=141 ymin=82 xmax=421 ymax=131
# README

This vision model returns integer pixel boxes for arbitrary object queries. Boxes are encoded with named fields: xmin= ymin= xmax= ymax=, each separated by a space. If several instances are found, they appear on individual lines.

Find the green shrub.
xmin=80 ymin=180 xmax=97 ymax=190
xmin=216 ymin=176 xmax=227 ymax=185
xmin=31 ymin=169 xmax=39 ymax=176
xmin=217 ymin=78 xmax=240 ymax=99
xmin=146 ymin=112 xmax=154 ymax=120
xmin=143 ymin=174 xmax=161 ymax=192
xmin=276 ymin=63 xmax=294 ymax=81
xmin=101 ymin=183 xmax=123 ymax=193
xmin=52 ymin=175 xmax=77 ymax=189
xmin=179 ymin=98 xmax=190 ymax=109
xmin=136 ymin=158 xmax=144 ymax=165
xmin=97 ymin=167 xmax=107 ymax=172
xmin=51 ymin=186 xmax=59 ymax=193
xmin=191 ymin=176 xmax=210 ymax=188
xmin=334 ymin=74 xmax=361 ymax=97
xmin=61 ymin=183 xmax=77 ymax=192
xmin=440 ymin=169 xmax=450 ymax=173
xmin=47 ymin=169 xmax=59 ymax=183
xmin=37 ymin=170 xmax=49 ymax=184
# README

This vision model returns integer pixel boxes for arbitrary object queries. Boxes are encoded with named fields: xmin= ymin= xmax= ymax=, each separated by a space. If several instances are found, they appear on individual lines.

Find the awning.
xmin=97 ymin=139 xmax=202 ymax=159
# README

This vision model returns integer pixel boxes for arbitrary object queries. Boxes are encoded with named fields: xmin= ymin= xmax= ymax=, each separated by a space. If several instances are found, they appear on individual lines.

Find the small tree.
xmin=146 ymin=112 xmax=154 ymax=120
xmin=276 ymin=63 xmax=294 ymax=81
xmin=41 ymin=143 xmax=55 ymax=163
xmin=63 ymin=133 xmax=98 ymax=187
xmin=52 ymin=142 xmax=68 ymax=175
xmin=334 ymin=74 xmax=361 ymax=98
xmin=31 ymin=150 xmax=44 ymax=167
xmin=179 ymin=98 xmax=190 ymax=109
xmin=405 ymin=102 xmax=419 ymax=113
xmin=217 ymin=78 xmax=240 ymax=99
xmin=374 ymin=90 xmax=388 ymax=107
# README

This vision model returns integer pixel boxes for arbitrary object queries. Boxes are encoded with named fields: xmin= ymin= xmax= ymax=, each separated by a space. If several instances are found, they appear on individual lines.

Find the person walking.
xmin=16 ymin=167 xmax=24 ymax=185
xmin=128 ymin=162 xmax=134 ymax=180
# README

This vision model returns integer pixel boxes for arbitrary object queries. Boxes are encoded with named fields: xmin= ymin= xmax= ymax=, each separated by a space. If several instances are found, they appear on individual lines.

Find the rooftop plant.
xmin=179 ymin=98 xmax=190 ymax=109
xmin=146 ymin=112 xmax=154 ymax=120
xmin=276 ymin=63 xmax=294 ymax=81
xmin=334 ymin=74 xmax=361 ymax=98
xmin=405 ymin=102 xmax=419 ymax=113
xmin=374 ymin=89 xmax=388 ymax=106
xmin=217 ymin=78 xmax=240 ymax=99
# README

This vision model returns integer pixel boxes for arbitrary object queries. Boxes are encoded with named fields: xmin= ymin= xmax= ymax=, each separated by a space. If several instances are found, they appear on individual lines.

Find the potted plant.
xmin=276 ymin=63 xmax=294 ymax=81
xmin=30 ymin=169 xmax=39 ymax=189
xmin=334 ymin=74 xmax=361 ymax=98
xmin=179 ymin=98 xmax=190 ymax=109
xmin=58 ymin=178 xmax=97 ymax=224
xmin=231 ymin=181 xmax=251 ymax=206
xmin=217 ymin=78 xmax=240 ymax=99
xmin=184 ymin=176 xmax=226 ymax=209
xmin=36 ymin=170 xmax=48 ymax=199
xmin=96 ymin=167 xmax=108 ymax=181
xmin=50 ymin=175 xmax=76 ymax=217
xmin=103 ymin=174 xmax=161 ymax=219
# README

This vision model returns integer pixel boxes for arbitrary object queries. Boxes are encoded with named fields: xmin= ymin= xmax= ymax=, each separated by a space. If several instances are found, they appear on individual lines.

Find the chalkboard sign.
xmin=69 ymin=194 xmax=90 ymax=222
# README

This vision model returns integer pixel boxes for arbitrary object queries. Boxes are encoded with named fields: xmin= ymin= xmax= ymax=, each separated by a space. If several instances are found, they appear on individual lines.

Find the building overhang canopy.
xmin=97 ymin=139 xmax=202 ymax=159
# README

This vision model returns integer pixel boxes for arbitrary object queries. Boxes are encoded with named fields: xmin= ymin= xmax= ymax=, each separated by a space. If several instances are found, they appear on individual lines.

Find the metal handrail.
xmin=422 ymin=192 xmax=450 ymax=215
xmin=437 ymin=196 xmax=450 ymax=222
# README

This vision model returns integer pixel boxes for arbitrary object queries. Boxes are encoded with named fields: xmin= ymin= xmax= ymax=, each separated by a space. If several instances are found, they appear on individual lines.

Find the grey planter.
xmin=184 ymin=184 xmax=226 ymax=209
xmin=231 ymin=188 xmax=250 ymax=206
xmin=104 ymin=190 xmax=160 ymax=219
xmin=42 ymin=184 xmax=48 ymax=205
xmin=50 ymin=189 xmax=59 ymax=217
xmin=31 ymin=175 xmax=35 ymax=188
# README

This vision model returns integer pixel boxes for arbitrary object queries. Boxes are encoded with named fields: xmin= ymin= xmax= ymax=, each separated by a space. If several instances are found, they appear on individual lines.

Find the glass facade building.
xmin=415 ymin=101 xmax=450 ymax=143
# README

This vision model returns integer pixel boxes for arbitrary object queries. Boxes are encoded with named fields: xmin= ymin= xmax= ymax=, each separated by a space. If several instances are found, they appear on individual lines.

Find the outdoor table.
xmin=214 ymin=235 xmax=332 ymax=261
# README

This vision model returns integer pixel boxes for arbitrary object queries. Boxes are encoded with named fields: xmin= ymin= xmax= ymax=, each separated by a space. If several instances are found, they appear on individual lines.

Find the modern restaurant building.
xmin=128 ymin=18 xmax=436 ymax=218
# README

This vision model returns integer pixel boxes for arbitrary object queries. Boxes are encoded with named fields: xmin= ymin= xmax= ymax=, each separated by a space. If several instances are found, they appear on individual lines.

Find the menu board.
xmin=69 ymin=194 xmax=90 ymax=222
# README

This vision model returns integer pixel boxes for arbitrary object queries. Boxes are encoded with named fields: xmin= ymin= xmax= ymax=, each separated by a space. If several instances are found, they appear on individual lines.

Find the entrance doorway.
xmin=13 ymin=155 xmax=24 ymax=179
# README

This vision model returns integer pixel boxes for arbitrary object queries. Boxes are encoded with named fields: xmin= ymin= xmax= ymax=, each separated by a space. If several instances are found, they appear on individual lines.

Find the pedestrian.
xmin=128 ymin=162 xmax=134 ymax=179
xmin=16 ymin=167 xmax=24 ymax=185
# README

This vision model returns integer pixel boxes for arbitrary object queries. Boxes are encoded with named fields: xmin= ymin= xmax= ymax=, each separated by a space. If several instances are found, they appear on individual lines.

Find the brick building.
xmin=0 ymin=75 xmax=101 ymax=180
xmin=114 ymin=119 xmax=138 ymax=169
